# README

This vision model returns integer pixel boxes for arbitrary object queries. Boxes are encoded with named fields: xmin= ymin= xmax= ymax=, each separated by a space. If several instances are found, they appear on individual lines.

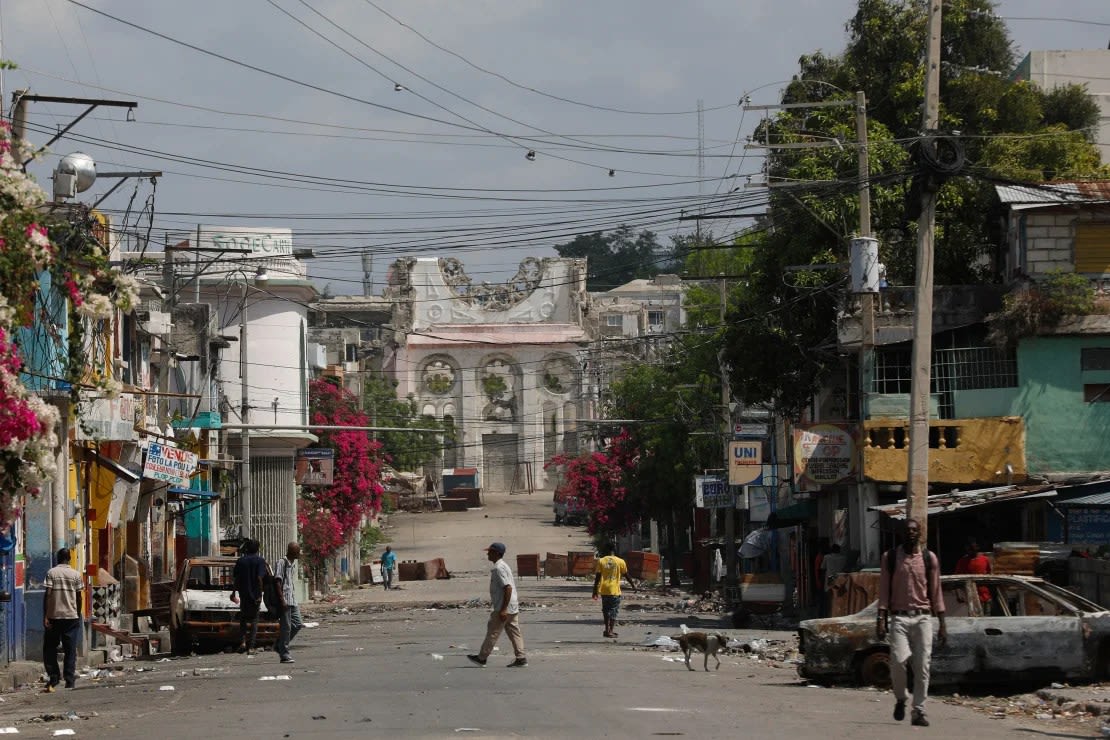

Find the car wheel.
xmin=171 ymin=627 xmax=193 ymax=657
xmin=858 ymin=650 xmax=892 ymax=688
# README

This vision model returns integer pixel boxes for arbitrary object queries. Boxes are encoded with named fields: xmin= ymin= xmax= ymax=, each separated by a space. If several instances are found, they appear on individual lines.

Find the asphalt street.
xmin=0 ymin=491 xmax=1098 ymax=738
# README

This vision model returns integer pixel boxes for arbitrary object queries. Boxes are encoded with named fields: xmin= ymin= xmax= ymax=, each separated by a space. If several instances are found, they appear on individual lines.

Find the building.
xmin=1013 ymin=50 xmax=1110 ymax=162
xmin=386 ymin=256 xmax=593 ymax=491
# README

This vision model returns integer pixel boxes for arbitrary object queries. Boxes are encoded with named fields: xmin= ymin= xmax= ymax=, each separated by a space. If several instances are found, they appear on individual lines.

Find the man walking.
xmin=43 ymin=548 xmax=83 ymax=692
xmin=380 ymin=545 xmax=396 ymax=590
xmin=273 ymin=542 xmax=303 ymax=664
xmin=878 ymin=518 xmax=947 ymax=727
xmin=230 ymin=539 xmax=267 ymax=655
xmin=467 ymin=542 xmax=526 ymax=668
xmin=592 ymin=542 xmax=635 ymax=638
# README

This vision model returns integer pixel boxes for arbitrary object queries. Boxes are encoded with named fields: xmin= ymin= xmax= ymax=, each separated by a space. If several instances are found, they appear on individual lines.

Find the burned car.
xmin=798 ymin=574 xmax=1110 ymax=687
xmin=170 ymin=556 xmax=279 ymax=655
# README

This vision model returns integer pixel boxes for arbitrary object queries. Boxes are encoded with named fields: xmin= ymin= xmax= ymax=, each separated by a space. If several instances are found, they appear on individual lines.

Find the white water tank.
xmin=849 ymin=236 xmax=880 ymax=293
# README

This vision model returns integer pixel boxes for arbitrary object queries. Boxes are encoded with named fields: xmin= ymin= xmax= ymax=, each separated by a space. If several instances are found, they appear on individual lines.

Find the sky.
xmin=3 ymin=0 xmax=1108 ymax=294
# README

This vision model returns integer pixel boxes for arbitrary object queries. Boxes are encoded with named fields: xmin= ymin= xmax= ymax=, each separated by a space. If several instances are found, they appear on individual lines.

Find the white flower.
xmin=77 ymin=293 xmax=114 ymax=320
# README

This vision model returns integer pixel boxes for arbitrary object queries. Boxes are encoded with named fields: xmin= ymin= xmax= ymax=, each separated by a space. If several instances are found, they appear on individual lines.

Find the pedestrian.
xmin=877 ymin=518 xmax=947 ymax=727
xmin=954 ymin=537 xmax=993 ymax=614
xmin=42 ymin=547 xmax=83 ymax=692
xmin=467 ymin=542 xmax=527 ymax=668
xmin=230 ymin=539 xmax=267 ymax=655
xmin=273 ymin=542 xmax=303 ymax=664
xmin=592 ymin=542 xmax=635 ymax=638
xmin=381 ymin=545 xmax=396 ymax=590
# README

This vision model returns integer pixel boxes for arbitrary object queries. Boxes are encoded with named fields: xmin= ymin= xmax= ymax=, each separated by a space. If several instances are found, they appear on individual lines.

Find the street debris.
xmin=302 ymin=622 xmax=320 ymax=628
xmin=641 ymin=635 xmax=679 ymax=650
xmin=431 ymin=654 xmax=444 ymax=661
xmin=0 ymin=729 xmax=17 ymax=735
xmin=258 ymin=675 xmax=292 ymax=681
xmin=311 ymin=715 xmax=326 ymax=720
xmin=51 ymin=731 xmax=75 ymax=737
xmin=158 ymin=686 xmax=175 ymax=691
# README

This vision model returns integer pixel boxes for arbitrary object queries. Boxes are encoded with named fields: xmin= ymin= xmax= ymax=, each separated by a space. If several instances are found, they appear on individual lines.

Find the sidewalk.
xmin=0 ymin=661 xmax=41 ymax=692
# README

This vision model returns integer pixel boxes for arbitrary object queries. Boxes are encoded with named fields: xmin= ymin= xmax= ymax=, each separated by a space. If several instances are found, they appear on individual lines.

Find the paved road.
xmin=0 ymin=491 xmax=1097 ymax=738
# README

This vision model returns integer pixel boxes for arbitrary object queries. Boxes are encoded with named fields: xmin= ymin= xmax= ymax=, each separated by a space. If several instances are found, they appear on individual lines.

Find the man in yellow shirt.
xmin=592 ymin=542 xmax=635 ymax=638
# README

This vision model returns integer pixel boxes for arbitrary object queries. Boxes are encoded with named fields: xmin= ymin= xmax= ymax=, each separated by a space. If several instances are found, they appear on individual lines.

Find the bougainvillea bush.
xmin=545 ymin=429 xmax=639 ymax=536
xmin=0 ymin=120 xmax=136 ymax=527
xmin=300 ymin=378 xmax=386 ymax=566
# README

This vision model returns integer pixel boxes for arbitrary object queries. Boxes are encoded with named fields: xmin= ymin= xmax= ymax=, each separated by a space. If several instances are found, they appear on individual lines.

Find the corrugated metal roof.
xmin=868 ymin=485 xmax=1057 ymax=519
xmin=996 ymin=181 xmax=1110 ymax=206
xmin=1058 ymin=491 xmax=1110 ymax=506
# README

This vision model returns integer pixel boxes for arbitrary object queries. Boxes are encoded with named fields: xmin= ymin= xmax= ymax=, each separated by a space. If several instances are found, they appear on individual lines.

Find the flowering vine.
xmin=545 ymin=429 xmax=640 ymax=535
xmin=299 ymin=378 xmax=386 ymax=567
xmin=0 ymin=119 xmax=134 ymax=527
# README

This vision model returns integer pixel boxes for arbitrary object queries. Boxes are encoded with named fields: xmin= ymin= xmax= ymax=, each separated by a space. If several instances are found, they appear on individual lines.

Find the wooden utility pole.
xmin=906 ymin=0 xmax=944 ymax=540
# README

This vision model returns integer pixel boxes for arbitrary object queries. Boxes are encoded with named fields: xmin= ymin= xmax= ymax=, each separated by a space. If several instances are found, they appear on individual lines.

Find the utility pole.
xmin=854 ymin=91 xmax=877 ymax=565
xmin=240 ymin=281 xmax=252 ymax=539
xmin=906 ymin=0 xmax=944 ymax=540
xmin=720 ymin=275 xmax=737 ymax=592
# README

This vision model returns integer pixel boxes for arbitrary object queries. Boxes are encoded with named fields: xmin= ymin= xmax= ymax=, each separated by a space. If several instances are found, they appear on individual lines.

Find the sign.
xmin=695 ymin=475 xmax=733 ymax=509
xmin=75 ymin=392 xmax=137 ymax=441
xmin=142 ymin=442 xmax=199 ymax=487
xmin=728 ymin=440 xmax=763 ymax=485
xmin=746 ymin=486 xmax=774 ymax=522
xmin=198 ymin=226 xmax=293 ymax=258
xmin=734 ymin=423 xmax=769 ymax=437
xmin=1067 ymin=507 xmax=1110 ymax=545
xmin=793 ymin=423 xmax=857 ymax=488
xmin=295 ymin=448 xmax=335 ymax=486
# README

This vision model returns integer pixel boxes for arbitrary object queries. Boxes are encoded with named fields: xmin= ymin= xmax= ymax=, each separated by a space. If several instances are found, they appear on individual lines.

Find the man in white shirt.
xmin=273 ymin=542 xmax=303 ymax=664
xmin=468 ymin=542 xmax=526 ymax=668
xmin=43 ymin=548 xmax=84 ymax=691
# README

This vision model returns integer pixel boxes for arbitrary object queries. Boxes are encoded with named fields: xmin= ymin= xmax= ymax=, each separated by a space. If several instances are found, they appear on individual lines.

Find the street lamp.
xmin=237 ymin=266 xmax=269 ymax=539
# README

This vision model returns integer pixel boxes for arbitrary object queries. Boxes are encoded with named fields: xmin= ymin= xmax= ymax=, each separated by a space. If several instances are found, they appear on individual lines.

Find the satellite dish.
xmin=53 ymin=152 xmax=96 ymax=200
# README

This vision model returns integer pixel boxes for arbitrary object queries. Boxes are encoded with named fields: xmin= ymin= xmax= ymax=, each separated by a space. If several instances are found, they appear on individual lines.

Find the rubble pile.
xmin=945 ymin=683 xmax=1110 ymax=733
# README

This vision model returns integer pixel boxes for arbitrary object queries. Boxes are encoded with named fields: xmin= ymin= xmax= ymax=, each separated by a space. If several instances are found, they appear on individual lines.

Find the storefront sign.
xmin=295 ymin=448 xmax=335 ymax=486
xmin=199 ymin=225 xmax=293 ymax=258
xmin=695 ymin=475 xmax=733 ymax=509
xmin=728 ymin=440 xmax=763 ymax=485
xmin=746 ymin=486 xmax=774 ymax=522
xmin=733 ymin=423 xmax=769 ymax=437
xmin=793 ymin=423 xmax=857 ymax=488
xmin=75 ymin=392 xmax=137 ymax=441
xmin=142 ymin=443 xmax=199 ymax=487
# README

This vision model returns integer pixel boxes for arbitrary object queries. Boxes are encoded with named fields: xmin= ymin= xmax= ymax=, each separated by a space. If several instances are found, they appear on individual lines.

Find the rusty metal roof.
xmin=868 ymin=484 xmax=1057 ymax=519
xmin=995 ymin=181 xmax=1110 ymax=207
xmin=1057 ymin=491 xmax=1110 ymax=507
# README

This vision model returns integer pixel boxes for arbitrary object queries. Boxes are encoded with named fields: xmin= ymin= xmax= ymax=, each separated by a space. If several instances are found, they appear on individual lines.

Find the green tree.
xmin=720 ymin=0 xmax=1105 ymax=415
xmin=363 ymin=374 xmax=449 ymax=472
xmin=553 ymin=224 xmax=675 ymax=291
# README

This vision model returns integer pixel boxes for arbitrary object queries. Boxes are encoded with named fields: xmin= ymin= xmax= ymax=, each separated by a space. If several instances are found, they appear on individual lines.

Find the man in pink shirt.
xmin=877 ymin=518 xmax=947 ymax=727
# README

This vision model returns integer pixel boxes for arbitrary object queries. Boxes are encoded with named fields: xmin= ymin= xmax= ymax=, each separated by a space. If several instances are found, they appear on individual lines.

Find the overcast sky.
xmin=4 ymin=1 xmax=1108 ymax=293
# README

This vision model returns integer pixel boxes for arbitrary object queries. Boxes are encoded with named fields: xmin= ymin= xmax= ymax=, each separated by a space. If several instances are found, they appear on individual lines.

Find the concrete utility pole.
xmin=854 ymin=91 xmax=877 ymax=564
xmin=240 ymin=281 xmax=252 ymax=539
xmin=720 ymin=275 xmax=737 ymax=592
xmin=906 ymin=0 xmax=944 ymax=540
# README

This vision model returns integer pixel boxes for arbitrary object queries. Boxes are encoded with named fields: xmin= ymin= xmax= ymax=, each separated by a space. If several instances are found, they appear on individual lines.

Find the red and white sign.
xmin=793 ymin=423 xmax=857 ymax=488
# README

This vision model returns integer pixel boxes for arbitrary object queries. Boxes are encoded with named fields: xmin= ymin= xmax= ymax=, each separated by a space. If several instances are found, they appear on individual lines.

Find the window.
xmin=1075 ymin=223 xmax=1110 ymax=274
xmin=1083 ymin=384 xmax=1110 ymax=403
xmin=1081 ymin=347 xmax=1110 ymax=371
xmin=872 ymin=347 xmax=912 ymax=394
xmin=647 ymin=310 xmax=665 ymax=327
xmin=605 ymin=314 xmax=622 ymax=327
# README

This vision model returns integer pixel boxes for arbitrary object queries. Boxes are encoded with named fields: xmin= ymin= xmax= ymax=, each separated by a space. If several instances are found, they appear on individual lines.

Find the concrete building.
xmin=386 ymin=257 xmax=593 ymax=492
xmin=1013 ymin=50 xmax=1110 ymax=162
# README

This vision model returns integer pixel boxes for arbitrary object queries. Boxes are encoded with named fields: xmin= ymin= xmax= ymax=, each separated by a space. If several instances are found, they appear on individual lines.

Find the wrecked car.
xmin=798 ymin=574 xmax=1110 ymax=687
xmin=170 ymin=556 xmax=279 ymax=655
xmin=553 ymin=489 xmax=587 ymax=526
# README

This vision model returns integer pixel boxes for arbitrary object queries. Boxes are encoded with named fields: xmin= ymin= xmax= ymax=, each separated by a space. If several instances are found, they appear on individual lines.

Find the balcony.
xmin=838 ymin=285 xmax=1004 ymax=349
xmin=862 ymin=416 xmax=1025 ymax=486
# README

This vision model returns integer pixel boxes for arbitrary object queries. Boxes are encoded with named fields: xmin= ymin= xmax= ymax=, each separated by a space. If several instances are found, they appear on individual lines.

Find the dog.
xmin=674 ymin=631 xmax=730 ymax=672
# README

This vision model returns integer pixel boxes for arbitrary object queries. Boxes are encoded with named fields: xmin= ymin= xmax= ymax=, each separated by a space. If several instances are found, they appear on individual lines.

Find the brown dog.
xmin=674 ymin=632 xmax=730 ymax=671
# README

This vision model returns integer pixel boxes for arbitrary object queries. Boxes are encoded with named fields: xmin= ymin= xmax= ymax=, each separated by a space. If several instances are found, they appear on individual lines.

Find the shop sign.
xmin=695 ymin=475 xmax=733 ymax=509
xmin=142 ymin=443 xmax=199 ymax=486
xmin=793 ymin=423 xmax=857 ymax=488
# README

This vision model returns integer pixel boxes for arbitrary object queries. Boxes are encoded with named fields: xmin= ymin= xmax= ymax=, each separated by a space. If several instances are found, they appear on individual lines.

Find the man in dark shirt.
xmin=230 ymin=539 xmax=267 ymax=655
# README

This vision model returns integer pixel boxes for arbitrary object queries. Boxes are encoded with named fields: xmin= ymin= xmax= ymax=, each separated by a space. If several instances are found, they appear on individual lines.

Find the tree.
xmin=0 ymin=119 xmax=136 ymax=527
xmin=301 ymin=378 xmax=386 ymax=568
xmin=545 ymin=430 xmax=639 ymax=537
xmin=721 ymin=0 xmax=1106 ymax=416
xmin=363 ymin=374 xmax=449 ymax=472
xmin=553 ymin=225 xmax=675 ymax=291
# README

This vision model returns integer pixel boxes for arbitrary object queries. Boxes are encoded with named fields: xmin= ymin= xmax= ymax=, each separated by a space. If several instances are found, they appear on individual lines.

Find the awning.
xmin=768 ymin=499 xmax=816 ymax=528
xmin=167 ymin=487 xmax=219 ymax=502
xmin=75 ymin=447 xmax=141 ymax=483
xmin=868 ymin=484 xmax=1057 ymax=519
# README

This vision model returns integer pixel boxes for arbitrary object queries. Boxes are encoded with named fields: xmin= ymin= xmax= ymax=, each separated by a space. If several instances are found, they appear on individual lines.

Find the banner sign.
xmin=695 ymin=475 xmax=733 ymax=509
xmin=295 ymin=448 xmax=335 ymax=486
xmin=793 ymin=423 xmax=857 ymax=488
xmin=75 ymin=392 xmax=137 ymax=441
xmin=142 ymin=442 xmax=199 ymax=486
xmin=199 ymin=226 xmax=293 ymax=258
xmin=728 ymin=440 xmax=763 ymax=485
